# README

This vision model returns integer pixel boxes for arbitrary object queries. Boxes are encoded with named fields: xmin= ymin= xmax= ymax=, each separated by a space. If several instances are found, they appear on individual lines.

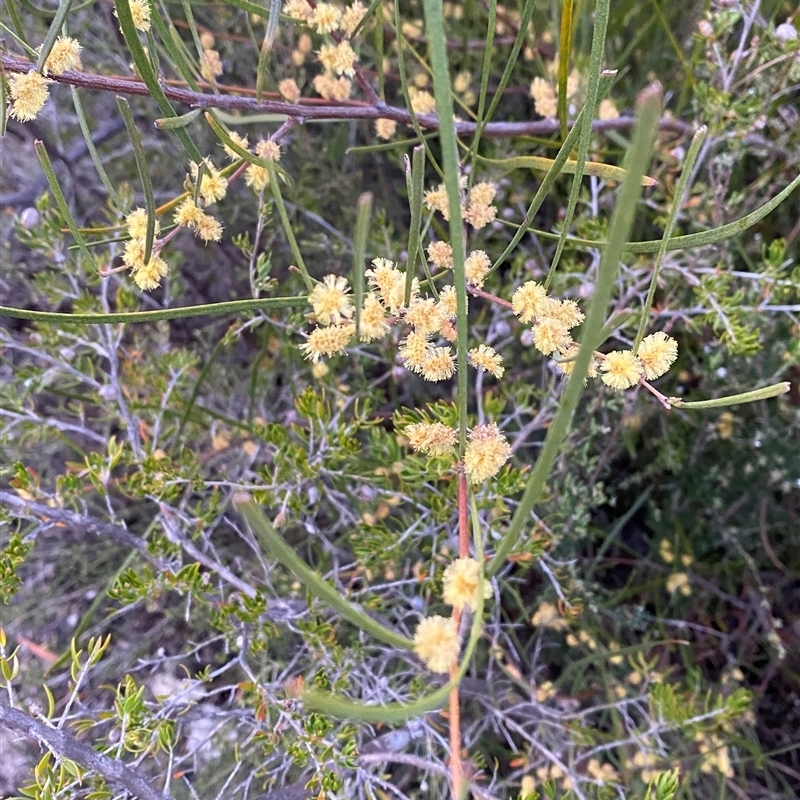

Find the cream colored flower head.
xmin=308 ymin=274 xmax=354 ymax=326
xmin=413 ymin=615 xmax=460 ymax=673
xmin=436 ymin=286 xmax=458 ymax=319
xmin=600 ymin=350 xmax=644 ymax=390
xmin=532 ymin=318 xmax=571 ymax=356
xmin=41 ymin=37 xmax=82 ymax=76
xmin=512 ymin=281 xmax=549 ymax=323
xmin=463 ymin=201 xmax=496 ymax=230
xmin=469 ymin=182 xmax=496 ymax=206
xmin=637 ymin=331 xmax=678 ymax=380
xmin=255 ymin=139 xmax=281 ymax=162
xmin=468 ymin=344 xmax=504 ymax=379
xmin=7 ymin=71 xmax=50 ymax=122
xmin=409 ymin=87 xmax=436 ymax=115
xmin=375 ymin=118 xmax=397 ymax=140
xmin=299 ymin=323 xmax=355 ymax=362
xmin=464 ymin=423 xmax=511 ymax=484
xmin=358 ymin=293 xmax=390 ymax=342
xmin=421 ymin=347 xmax=456 ymax=382
xmin=399 ymin=332 xmax=432 ymax=373
xmin=309 ymin=2 xmax=341 ymax=33
xmin=544 ymin=298 xmax=584 ymax=330
xmin=341 ymin=1 xmax=368 ymax=37
xmin=427 ymin=240 xmax=453 ymax=269
xmin=530 ymin=77 xmax=557 ymax=118
xmin=464 ymin=250 xmax=491 ymax=287
xmin=366 ymin=258 xmax=417 ymax=314
xmin=442 ymin=557 xmax=491 ymax=611
xmin=202 ymin=49 xmax=223 ymax=80
xmin=126 ymin=208 xmax=161 ymax=240
xmin=222 ymin=130 xmax=249 ymax=161
xmin=424 ymin=184 xmax=450 ymax=219
xmin=190 ymin=158 xmax=228 ymax=205
xmin=279 ymin=78 xmax=301 ymax=104
xmin=131 ymin=254 xmax=169 ymax=290
xmin=404 ymin=422 xmax=457 ymax=456
xmin=405 ymin=298 xmax=444 ymax=336
xmin=116 ymin=0 xmax=152 ymax=33
xmin=283 ymin=0 xmax=313 ymax=21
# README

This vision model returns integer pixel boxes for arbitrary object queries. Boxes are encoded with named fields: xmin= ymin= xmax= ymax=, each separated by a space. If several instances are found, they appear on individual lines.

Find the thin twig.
xmin=1 ymin=55 xmax=693 ymax=139
xmin=0 ymin=703 xmax=171 ymax=800
xmin=0 ymin=491 xmax=162 ymax=568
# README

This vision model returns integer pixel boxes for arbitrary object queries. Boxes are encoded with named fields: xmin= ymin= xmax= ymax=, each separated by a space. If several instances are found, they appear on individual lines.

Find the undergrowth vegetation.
xmin=1 ymin=2 xmax=798 ymax=800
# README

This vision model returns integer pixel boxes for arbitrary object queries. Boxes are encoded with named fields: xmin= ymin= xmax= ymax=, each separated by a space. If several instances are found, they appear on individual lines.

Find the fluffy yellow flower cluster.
xmin=166 ymin=157 xmax=228 ymax=252
xmin=114 ymin=0 xmax=152 ymax=33
xmin=300 ymin=270 xmax=390 ymax=362
xmin=282 ymin=2 xmax=367 ymax=105
xmin=412 ymin=615 xmax=460 ymax=673
xmin=7 ymin=37 xmax=83 ymax=123
xmin=599 ymin=332 xmax=679 ymax=390
xmin=122 ymin=210 xmax=169 ymax=291
xmin=299 ymin=243 xmax=508 ymax=385
xmin=40 ymin=36 xmax=83 ymax=76
xmin=412 ymin=556 xmax=490 ymax=672
xmin=404 ymin=421 xmax=458 ymax=456
xmin=511 ymin=280 xmax=678 ymax=389
xmin=442 ymin=557 xmax=491 ymax=611
xmin=7 ymin=72 xmax=51 ymax=123
xmin=424 ymin=181 xmax=498 ymax=231
xmin=404 ymin=420 xmax=511 ymax=484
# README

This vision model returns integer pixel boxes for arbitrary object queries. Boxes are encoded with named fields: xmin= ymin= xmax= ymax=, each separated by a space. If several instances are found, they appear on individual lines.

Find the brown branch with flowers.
xmin=1 ymin=54 xmax=692 ymax=139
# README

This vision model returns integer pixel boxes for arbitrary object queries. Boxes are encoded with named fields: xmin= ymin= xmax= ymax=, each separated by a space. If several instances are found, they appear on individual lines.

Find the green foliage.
xmin=1 ymin=0 xmax=798 ymax=799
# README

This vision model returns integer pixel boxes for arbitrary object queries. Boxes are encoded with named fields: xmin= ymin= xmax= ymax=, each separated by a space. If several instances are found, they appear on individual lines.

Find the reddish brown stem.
xmin=458 ymin=469 xmax=469 ymax=558
xmin=448 ymin=659 xmax=463 ymax=800
xmin=1 ymin=55 xmax=693 ymax=139
xmin=468 ymin=285 xmax=514 ymax=309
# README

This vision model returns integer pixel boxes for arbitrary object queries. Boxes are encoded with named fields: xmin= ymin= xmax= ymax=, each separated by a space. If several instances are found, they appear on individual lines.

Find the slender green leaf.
xmin=69 ymin=87 xmax=120 ymax=205
xmin=117 ymin=96 xmax=156 ymax=263
xmin=115 ymin=0 xmax=202 ymax=163
xmin=487 ymin=85 xmax=663 ymax=577
xmin=404 ymin=145 xmax=426 ymax=307
xmin=392 ymin=0 xmax=443 ymax=179
xmin=35 ymin=0 xmax=74 ymax=74
xmin=422 ymin=0 xmax=468 ymax=451
xmin=479 ymin=0 xmax=537 ymax=131
xmin=670 ymin=382 xmax=790 ymax=410
xmin=34 ymin=140 xmax=96 ymax=267
xmin=267 ymin=161 xmax=313 ymax=291
xmin=353 ymin=192 xmax=372 ymax=336
xmin=0 ymin=296 xmax=302 ymax=325
xmin=464 ymin=0 xmax=496 ymax=164
xmin=234 ymin=497 xmax=414 ymax=651
xmin=546 ymin=0 xmax=612 ymax=289
xmin=2 ymin=0 xmax=28 ymax=42
xmin=476 ymin=153 xmax=656 ymax=186
xmin=557 ymin=0 xmax=574 ymax=138
xmin=150 ymin=0 xmax=201 ymax=90
xmin=255 ymin=0 xmax=281 ymax=102
xmin=154 ymin=108 xmax=203 ymax=129
xmin=634 ymin=125 xmax=707 ymax=351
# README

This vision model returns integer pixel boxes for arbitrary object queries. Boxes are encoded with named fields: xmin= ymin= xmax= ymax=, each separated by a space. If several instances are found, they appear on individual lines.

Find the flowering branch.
xmin=1 ymin=54 xmax=693 ymax=138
